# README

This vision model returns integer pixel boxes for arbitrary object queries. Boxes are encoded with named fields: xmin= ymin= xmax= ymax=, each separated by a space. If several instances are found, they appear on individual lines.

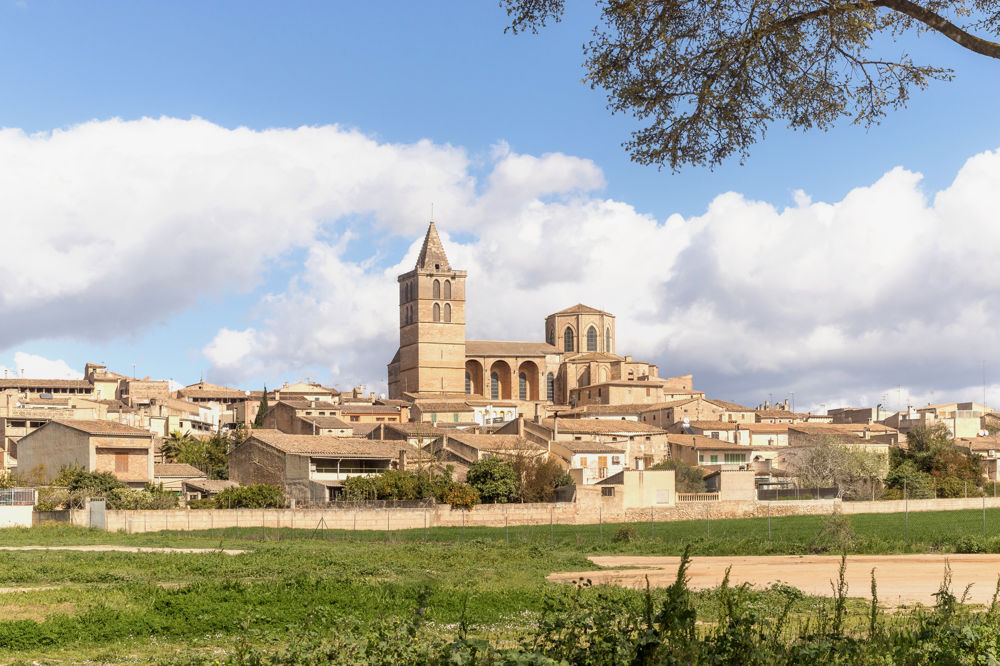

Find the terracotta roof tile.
xmin=248 ymin=430 xmax=406 ymax=458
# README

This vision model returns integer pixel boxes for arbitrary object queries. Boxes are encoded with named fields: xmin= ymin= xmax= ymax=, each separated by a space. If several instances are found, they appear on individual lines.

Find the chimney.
xmin=398 ymin=448 xmax=407 ymax=471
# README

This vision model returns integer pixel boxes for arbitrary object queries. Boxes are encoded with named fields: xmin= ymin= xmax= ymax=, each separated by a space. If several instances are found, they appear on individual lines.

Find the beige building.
xmin=387 ymin=222 xmax=678 ymax=418
xmin=260 ymin=400 xmax=353 ymax=436
xmin=550 ymin=440 xmax=626 ymax=484
xmin=16 ymin=419 xmax=154 ymax=487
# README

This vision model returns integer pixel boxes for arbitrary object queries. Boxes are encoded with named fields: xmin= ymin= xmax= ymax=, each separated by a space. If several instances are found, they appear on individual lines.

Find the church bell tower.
xmin=387 ymin=221 xmax=467 ymax=398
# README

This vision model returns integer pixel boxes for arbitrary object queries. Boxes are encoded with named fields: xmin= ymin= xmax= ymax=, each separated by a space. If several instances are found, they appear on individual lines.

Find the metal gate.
xmin=89 ymin=499 xmax=106 ymax=529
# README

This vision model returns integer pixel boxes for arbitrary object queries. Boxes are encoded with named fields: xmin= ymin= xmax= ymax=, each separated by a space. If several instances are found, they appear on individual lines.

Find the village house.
xmin=259 ymin=400 xmax=353 ymax=436
xmin=16 ymin=419 xmax=155 ymax=487
xmin=549 ymin=439 xmax=625 ymax=484
xmin=153 ymin=462 xmax=207 ymax=493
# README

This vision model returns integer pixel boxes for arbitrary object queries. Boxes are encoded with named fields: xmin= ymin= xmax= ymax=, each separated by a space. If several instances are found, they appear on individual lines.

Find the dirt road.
xmin=548 ymin=554 xmax=1000 ymax=605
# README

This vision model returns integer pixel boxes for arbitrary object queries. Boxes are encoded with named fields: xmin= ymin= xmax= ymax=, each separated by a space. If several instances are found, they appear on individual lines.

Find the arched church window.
xmin=606 ymin=327 xmax=611 ymax=352
xmin=490 ymin=372 xmax=499 ymax=400
xmin=586 ymin=326 xmax=598 ymax=352
xmin=432 ymin=279 xmax=440 ymax=298
xmin=465 ymin=371 xmax=472 ymax=395
xmin=564 ymin=327 xmax=574 ymax=352
xmin=444 ymin=303 xmax=452 ymax=323
xmin=547 ymin=328 xmax=554 ymax=345
xmin=519 ymin=372 xmax=527 ymax=400
xmin=433 ymin=303 xmax=440 ymax=322
xmin=546 ymin=373 xmax=554 ymax=401
xmin=443 ymin=280 xmax=451 ymax=299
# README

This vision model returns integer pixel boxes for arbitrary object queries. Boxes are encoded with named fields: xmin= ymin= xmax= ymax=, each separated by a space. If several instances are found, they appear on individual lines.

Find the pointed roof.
xmin=551 ymin=303 xmax=612 ymax=316
xmin=415 ymin=220 xmax=450 ymax=271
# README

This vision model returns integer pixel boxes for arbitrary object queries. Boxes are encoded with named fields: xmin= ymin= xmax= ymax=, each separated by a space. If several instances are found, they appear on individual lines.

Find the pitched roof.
xmin=415 ymin=220 xmax=450 ymax=270
xmin=414 ymin=401 xmax=475 ymax=413
xmin=49 ymin=419 xmax=152 ymax=436
xmin=182 ymin=479 xmax=239 ymax=493
xmin=556 ymin=440 xmax=626 ymax=454
xmin=465 ymin=340 xmax=559 ymax=357
xmin=687 ymin=420 xmax=741 ymax=430
xmin=378 ymin=423 xmax=447 ymax=437
xmin=667 ymin=434 xmax=749 ymax=451
xmin=788 ymin=423 xmax=898 ymax=436
xmin=339 ymin=404 xmax=401 ymax=415
xmin=351 ymin=422 xmax=382 ymax=437
xmin=278 ymin=399 xmax=339 ymax=410
xmin=551 ymin=304 xmax=612 ymax=316
xmin=544 ymin=418 xmax=666 ymax=435
xmin=302 ymin=416 xmax=353 ymax=429
xmin=743 ymin=423 xmax=791 ymax=433
xmin=247 ymin=430 xmax=406 ymax=458
xmin=559 ymin=403 xmax=655 ymax=416
xmin=154 ymin=463 xmax=205 ymax=478
xmin=445 ymin=431 xmax=545 ymax=453
xmin=0 ymin=379 xmax=92 ymax=389
xmin=705 ymin=398 xmax=755 ymax=412
xmin=177 ymin=382 xmax=246 ymax=399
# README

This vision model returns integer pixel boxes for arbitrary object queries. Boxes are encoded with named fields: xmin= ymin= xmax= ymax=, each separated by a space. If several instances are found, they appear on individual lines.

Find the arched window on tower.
xmin=586 ymin=326 xmax=598 ymax=352
xmin=433 ymin=303 xmax=441 ymax=322
xmin=564 ymin=327 xmax=575 ymax=352
xmin=465 ymin=371 xmax=472 ymax=395
xmin=432 ymin=279 xmax=440 ymax=298
xmin=444 ymin=303 xmax=452 ymax=323
xmin=547 ymin=328 xmax=554 ymax=345
xmin=490 ymin=372 xmax=499 ymax=400
xmin=546 ymin=373 xmax=554 ymax=401
xmin=443 ymin=280 xmax=451 ymax=299
xmin=606 ymin=327 xmax=611 ymax=353
xmin=519 ymin=372 xmax=527 ymax=400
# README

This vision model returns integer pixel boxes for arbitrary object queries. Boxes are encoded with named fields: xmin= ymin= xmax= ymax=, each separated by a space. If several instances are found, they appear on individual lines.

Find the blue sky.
xmin=1 ymin=1 xmax=999 ymax=410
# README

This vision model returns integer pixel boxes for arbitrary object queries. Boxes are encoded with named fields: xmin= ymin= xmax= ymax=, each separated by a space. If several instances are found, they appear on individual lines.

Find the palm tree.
xmin=161 ymin=430 xmax=195 ymax=462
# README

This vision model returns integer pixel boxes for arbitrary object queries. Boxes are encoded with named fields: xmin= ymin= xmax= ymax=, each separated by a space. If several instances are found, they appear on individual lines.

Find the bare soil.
xmin=548 ymin=554 xmax=1000 ymax=605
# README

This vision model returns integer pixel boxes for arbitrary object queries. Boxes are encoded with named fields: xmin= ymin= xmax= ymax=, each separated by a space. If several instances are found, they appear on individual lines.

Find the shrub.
xmin=810 ymin=512 xmax=856 ymax=552
xmin=612 ymin=525 xmax=639 ymax=543
xmin=213 ymin=484 xmax=285 ymax=508
xmin=342 ymin=475 xmax=378 ymax=501
xmin=937 ymin=476 xmax=966 ymax=498
xmin=650 ymin=459 xmax=706 ymax=493
xmin=443 ymin=482 xmax=479 ymax=509
xmin=956 ymin=535 xmax=986 ymax=554
xmin=466 ymin=457 xmax=519 ymax=503
xmin=53 ymin=466 xmax=126 ymax=494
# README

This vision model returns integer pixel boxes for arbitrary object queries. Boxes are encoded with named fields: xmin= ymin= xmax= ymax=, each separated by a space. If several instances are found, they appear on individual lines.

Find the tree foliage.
xmin=466 ymin=457 xmax=520 ymax=503
xmin=501 ymin=0 xmax=1000 ymax=169
xmin=253 ymin=387 xmax=269 ymax=429
xmin=511 ymin=454 xmax=575 ymax=502
xmin=884 ymin=423 xmax=984 ymax=497
xmin=213 ymin=484 xmax=285 ymax=508
xmin=783 ymin=436 xmax=888 ymax=499
xmin=650 ymin=458 xmax=707 ymax=493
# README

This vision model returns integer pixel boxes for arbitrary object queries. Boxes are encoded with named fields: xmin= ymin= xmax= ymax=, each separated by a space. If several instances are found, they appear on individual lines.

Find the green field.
xmin=4 ymin=508 xmax=1000 ymax=663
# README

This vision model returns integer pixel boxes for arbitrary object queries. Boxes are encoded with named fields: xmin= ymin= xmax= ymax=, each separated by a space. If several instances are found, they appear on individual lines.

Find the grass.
xmin=4 ymin=507 xmax=1000 ymax=662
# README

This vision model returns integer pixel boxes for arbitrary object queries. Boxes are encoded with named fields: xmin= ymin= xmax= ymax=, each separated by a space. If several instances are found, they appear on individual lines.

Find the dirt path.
xmin=549 ymin=554 xmax=1000 ymax=606
xmin=0 ymin=545 xmax=245 ymax=555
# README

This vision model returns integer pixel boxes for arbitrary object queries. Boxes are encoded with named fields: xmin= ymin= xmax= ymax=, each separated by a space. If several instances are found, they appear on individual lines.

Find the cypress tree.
xmin=253 ymin=386 xmax=269 ymax=428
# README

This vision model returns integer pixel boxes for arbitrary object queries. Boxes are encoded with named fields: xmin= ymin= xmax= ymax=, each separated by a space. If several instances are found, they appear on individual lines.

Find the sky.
xmin=1 ymin=1 xmax=999 ymax=412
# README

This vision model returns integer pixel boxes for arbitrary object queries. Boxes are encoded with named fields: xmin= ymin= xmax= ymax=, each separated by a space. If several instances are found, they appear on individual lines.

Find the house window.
xmin=433 ymin=279 xmax=441 ymax=298
xmin=490 ymin=372 xmax=499 ymax=400
xmin=115 ymin=453 xmax=128 ymax=474
xmin=465 ymin=371 xmax=472 ymax=394
xmin=601 ymin=486 xmax=615 ymax=497
xmin=597 ymin=388 xmax=602 ymax=398
xmin=519 ymin=372 xmax=527 ymax=400
xmin=453 ymin=413 xmax=459 ymax=422
xmin=444 ymin=303 xmax=451 ymax=322
xmin=443 ymin=280 xmax=451 ymax=299
xmin=431 ymin=414 xmax=436 ymax=422
xmin=724 ymin=453 xmax=746 ymax=464
xmin=612 ymin=456 xmax=621 ymax=465
xmin=564 ymin=327 xmax=574 ymax=352
xmin=586 ymin=326 xmax=597 ymax=351
xmin=433 ymin=303 xmax=441 ymax=322
xmin=710 ymin=454 xmax=718 ymax=464
xmin=546 ymin=373 xmax=554 ymax=401
xmin=711 ymin=432 xmax=719 ymax=439
xmin=579 ymin=457 xmax=588 ymax=467
xmin=350 ymin=415 xmax=360 ymax=422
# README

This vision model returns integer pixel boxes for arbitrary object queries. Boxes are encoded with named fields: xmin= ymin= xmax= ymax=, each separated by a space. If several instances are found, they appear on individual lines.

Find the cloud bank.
xmin=4 ymin=116 xmax=1000 ymax=408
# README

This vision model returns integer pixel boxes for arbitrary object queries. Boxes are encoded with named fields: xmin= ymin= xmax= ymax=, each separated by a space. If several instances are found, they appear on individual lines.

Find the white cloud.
xmin=0 ymin=352 xmax=83 ymax=379
xmin=9 ymin=116 xmax=1000 ymax=408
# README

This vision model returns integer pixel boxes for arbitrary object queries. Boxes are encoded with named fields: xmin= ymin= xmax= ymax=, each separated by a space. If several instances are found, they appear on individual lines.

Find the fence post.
xmin=386 ymin=509 xmax=390 ymax=543
xmin=650 ymin=506 xmax=654 ymax=539
xmin=550 ymin=507 xmax=553 ymax=546
xmin=505 ymin=512 xmax=509 ymax=545
xmin=599 ymin=506 xmax=603 ymax=544
xmin=767 ymin=502 xmax=771 ymax=541
xmin=965 ymin=481 xmax=969 ymax=499
xmin=984 ymin=493 xmax=987 ymax=537
xmin=706 ymin=504 xmax=710 ymax=539
xmin=424 ymin=509 xmax=428 ymax=543
xmin=462 ymin=510 xmax=465 ymax=540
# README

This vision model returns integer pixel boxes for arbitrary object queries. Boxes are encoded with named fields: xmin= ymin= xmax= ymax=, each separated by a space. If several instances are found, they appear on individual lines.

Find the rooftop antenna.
xmin=430 ymin=202 xmax=434 ymax=221
xmin=983 ymin=360 xmax=988 ymax=407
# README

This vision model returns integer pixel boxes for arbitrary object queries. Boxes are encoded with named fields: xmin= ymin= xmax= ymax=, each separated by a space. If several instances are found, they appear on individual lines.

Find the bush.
xmin=443 ymin=483 xmax=479 ymax=509
xmin=956 ymin=535 xmax=986 ymax=554
xmin=53 ymin=466 xmax=126 ymax=494
xmin=810 ymin=512 xmax=856 ymax=552
xmin=466 ymin=457 xmax=519 ymax=503
xmin=213 ymin=484 xmax=285 ymax=508
xmin=106 ymin=486 xmax=179 ymax=510
xmin=342 ymin=475 xmax=379 ymax=501
xmin=937 ymin=476 xmax=966 ymax=498
xmin=612 ymin=525 xmax=639 ymax=543
xmin=650 ymin=458 xmax=706 ymax=493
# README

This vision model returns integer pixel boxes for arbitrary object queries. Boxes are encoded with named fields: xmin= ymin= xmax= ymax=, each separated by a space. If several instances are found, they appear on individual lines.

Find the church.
xmin=387 ymin=222 xmax=696 ymax=420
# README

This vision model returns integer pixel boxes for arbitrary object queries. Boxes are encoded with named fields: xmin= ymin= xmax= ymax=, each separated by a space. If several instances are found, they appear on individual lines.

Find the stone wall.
xmin=33 ymin=495 xmax=1000 ymax=534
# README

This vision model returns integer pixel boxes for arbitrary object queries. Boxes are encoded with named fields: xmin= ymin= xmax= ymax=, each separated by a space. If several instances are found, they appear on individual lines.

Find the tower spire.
xmin=415 ymin=220 xmax=450 ymax=271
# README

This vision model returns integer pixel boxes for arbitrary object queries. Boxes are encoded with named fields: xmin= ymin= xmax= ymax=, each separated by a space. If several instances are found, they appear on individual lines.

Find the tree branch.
xmin=873 ymin=0 xmax=1000 ymax=58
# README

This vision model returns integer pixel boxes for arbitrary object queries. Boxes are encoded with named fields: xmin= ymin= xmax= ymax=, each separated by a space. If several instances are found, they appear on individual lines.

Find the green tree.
xmin=501 ymin=0 xmax=1000 ymax=170
xmin=253 ymin=387 xmax=269 ymax=428
xmin=466 ymin=457 xmax=520 ymax=503
xmin=886 ymin=423 xmax=984 ymax=495
xmin=650 ymin=458 xmax=707 ymax=493
xmin=174 ymin=433 xmax=231 ymax=480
